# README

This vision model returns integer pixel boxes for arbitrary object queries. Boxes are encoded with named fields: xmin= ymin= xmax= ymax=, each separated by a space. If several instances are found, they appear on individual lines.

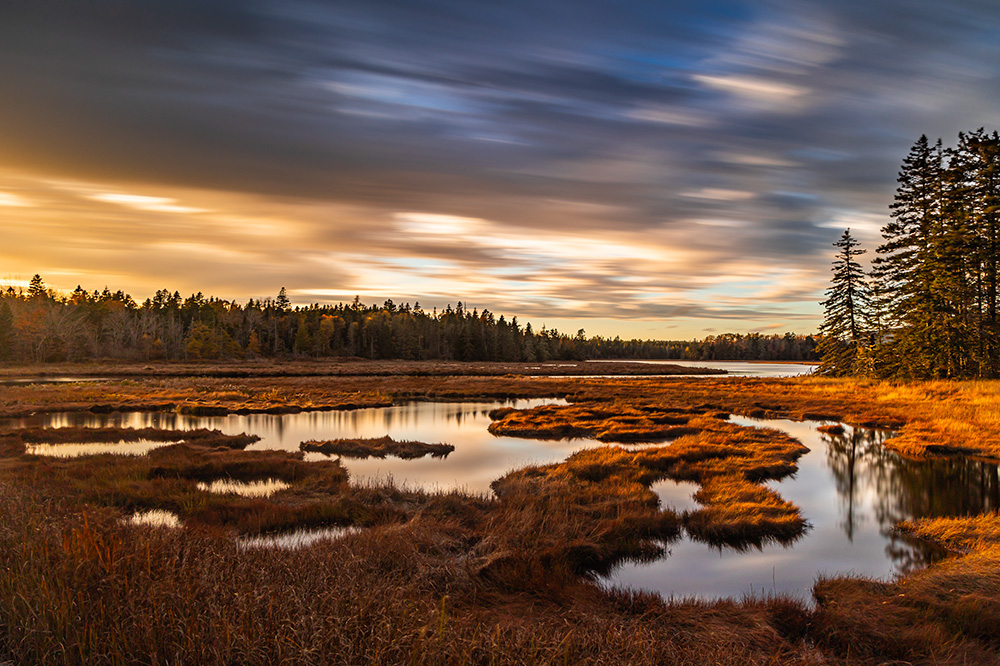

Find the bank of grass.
xmin=487 ymin=402 xmax=703 ymax=442
xmin=610 ymin=376 xmax=1000 ymax=459
xmin=0 ymin=483 xmax=830 ymax=666
xmin=802 ymin=512 xmax=1000 ymax=664
xmin=492 ymin=415 xmax=808 ymax=549
xmin=301 ymin=436 xmax=455 ymax=459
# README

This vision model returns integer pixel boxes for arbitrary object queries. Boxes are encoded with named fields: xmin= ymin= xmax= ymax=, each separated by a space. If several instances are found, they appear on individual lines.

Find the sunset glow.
xmin=2 ymin=1 xmax=999 ymax=338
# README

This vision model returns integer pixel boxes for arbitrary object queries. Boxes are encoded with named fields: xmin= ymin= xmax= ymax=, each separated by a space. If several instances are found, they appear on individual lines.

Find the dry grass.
xmin=10 ymin=369 xmax=1000 ymax=458
xmin=488 ymin=402 xmax=702 ymax=442
xmin=492 ymin=414 xmax=808 ymax=549
xmin=900 ymin=512 xmax=1000 ymax=553
xmin=4 ymin=363 xmax=1000 ymax=664
xmin=0 ymin=482 xmax=829 ymax=666
xmin=301 ymin=436 xmax=455 ymax=459
xmin=613 ymin=376 xmax=1000 ymax=459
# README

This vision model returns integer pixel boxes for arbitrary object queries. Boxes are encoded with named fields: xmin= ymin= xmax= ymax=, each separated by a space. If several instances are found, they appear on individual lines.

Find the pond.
xmin=10 ymin=401 xmax=998 ymax=600
xmin=9 ymin=399 xmax=579 ymax=494
xmin=604 ymin=417 xmax=1000 ymax=600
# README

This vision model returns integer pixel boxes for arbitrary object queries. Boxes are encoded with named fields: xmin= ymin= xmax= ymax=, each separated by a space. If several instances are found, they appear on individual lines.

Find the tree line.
xmin=0 ymin=276 xmax=816 ymax=364
xmin=819 ymin=129 xmax=1000 ymax=378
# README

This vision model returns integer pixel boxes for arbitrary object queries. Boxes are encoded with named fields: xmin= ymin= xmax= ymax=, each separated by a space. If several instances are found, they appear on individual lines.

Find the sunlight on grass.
xmin=196 ymin=478 xmax=291 ymax=498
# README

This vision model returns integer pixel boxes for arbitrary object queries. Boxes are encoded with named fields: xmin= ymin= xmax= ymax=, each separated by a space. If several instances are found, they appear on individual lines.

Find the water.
xmin=8 ymin=399 xmax=581 ymax=494
xmin=24 ymin=439 xmax=180 ymax=457
xmin=604 ymin=417 xmax=1000 ymax=601
xmin=587 ymin=360 xmax=816 ymax=378
xmin=0 ymin=377 xmax=110 ymax=385
xmin=652 ymin=478 xmax=701 ymax=513
xmin=10 ymin=401 xmax=997 ymax=600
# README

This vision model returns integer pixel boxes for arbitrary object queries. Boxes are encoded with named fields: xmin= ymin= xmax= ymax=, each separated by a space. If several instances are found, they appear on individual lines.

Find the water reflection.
xmin=25 ymin=440 xmax=178 ymax=457
xmin=823 ymin=426 xmax=999 ymax=572
xmin=5 ymin=399 xmax=574 ymax=494
xmin=606 ymin=417 xmax=997 ymax=600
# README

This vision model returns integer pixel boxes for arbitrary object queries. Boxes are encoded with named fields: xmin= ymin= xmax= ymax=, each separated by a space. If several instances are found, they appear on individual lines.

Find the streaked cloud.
xmin=86 ymin=193 xmax=209 ymax=215
xmin=1 ymin=0 xmax=999 ymax=337
xmin=0 ymin=192 xmax=31 ymax=207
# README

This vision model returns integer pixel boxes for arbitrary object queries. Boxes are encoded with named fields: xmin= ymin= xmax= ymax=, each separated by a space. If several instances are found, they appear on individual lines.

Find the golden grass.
xmin=491 ymin=415 xmax=808 ymax=549
xmin=622 ymin=376 xmax=1000 ymax=459
xmin=488 ymin=401 xmax=701 ymax=442
xmin=301 ymin=436 xmax=455 ymax=459
xmin=4 ymin=363 xmax=1000 ymax=663
xmin=0 ymin=482 xmax=831 ymax=666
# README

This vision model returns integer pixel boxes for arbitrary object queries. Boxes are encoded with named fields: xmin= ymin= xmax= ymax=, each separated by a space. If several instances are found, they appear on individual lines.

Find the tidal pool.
xmin=240 ymin=526 xmax=358 ymax=550
xmin=604 ymin=416 xmax=1000 ymax=601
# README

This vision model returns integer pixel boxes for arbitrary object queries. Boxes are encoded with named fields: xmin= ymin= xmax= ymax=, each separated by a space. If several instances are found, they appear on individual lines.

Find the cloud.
xmin=2 ymin=0 xmax=1000 ymax=336
xmin=0 ymin=192 xmax=31 ymax=207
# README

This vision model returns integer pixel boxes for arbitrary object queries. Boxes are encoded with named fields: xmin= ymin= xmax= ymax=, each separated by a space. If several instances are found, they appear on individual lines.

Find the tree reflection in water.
xmin=823 ymin=426 xmax=1000 ymax=572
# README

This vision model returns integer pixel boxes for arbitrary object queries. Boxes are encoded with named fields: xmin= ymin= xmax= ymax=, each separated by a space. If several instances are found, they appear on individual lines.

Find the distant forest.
xmin=0 ymin=277 xmax=817 ymax=364
xmin=819 ymin=129 xmax=1000 ymax=379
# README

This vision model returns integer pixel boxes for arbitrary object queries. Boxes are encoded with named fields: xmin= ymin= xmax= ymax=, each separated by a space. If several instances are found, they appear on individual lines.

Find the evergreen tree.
xmin=276 ymin=287 xmax=290 ymax=310
xmin=0 ymin=301 xmax=12 ymax=359
xmin=817 ymin=229 xmax=870 ymax=376
xmin=948 ymin=129 xmax=1000 ymax=376
xmin=872 ymin=135 xmax=945 ymax=377
xmin=28 ymin=274 xmax=46 ymax=300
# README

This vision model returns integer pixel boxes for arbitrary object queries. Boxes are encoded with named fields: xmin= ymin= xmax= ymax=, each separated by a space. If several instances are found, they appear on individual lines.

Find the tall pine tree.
xmin=948 ymin=129 xmax=1000 ymax=376
xmin=817 ymin=229 xmax=870 ymax=376
xmin=872 ymin=135 xmax=946 ymax=377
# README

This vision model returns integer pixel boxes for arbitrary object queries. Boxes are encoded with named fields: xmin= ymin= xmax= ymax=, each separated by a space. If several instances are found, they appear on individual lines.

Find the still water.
xmin=602 ymin=360 xmax=817 ymax=377
xmin=10 ymin=399 xmax=579 ymax=494
xmin=605 ymin=417 xmax=1000 ymax=600
xmin=11 ymin=401 xmax=998 ymax=599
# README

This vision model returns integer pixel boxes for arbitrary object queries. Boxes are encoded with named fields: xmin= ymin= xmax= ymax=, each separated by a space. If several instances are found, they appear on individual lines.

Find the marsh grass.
xmin=487 ymin=402 xmax=702 ymax=442
xmin=0 ymin=482 xmax=828 ymax=666
xmin=301 ymin=435 xmax=455 ymax=459
xmin=4 ymin=365 xmax=1000 ymax=663
xmin=491 ymin=411 xmax=809 ymax=548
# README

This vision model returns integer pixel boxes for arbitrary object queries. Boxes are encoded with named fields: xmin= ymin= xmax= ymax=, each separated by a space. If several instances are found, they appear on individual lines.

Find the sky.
xmin=1 ymin=0 xmax=999 ymax=339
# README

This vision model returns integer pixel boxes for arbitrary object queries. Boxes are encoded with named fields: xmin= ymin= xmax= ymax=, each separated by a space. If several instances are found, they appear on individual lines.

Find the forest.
xmin=819 ymin=129 xmax=1000 ymax=379
xmin=0 ymin=277 xmax=817 ymax=364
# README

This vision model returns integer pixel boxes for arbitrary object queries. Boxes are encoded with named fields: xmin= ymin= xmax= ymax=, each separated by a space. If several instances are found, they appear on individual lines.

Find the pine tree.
xmin=28 ymin=274 xmax=47 ymax=300
xmin=872 ymin=135 xmax=945 ymax=377
xmin=276 ymin=287 xmax=290 ymax=310
xmin=0 ymin=301 xmax=12 ymax=359
xmin=948 ymin=129 xmax=1000 ymax=376
xmin=817 ymin=229 xmax=870 ymax=376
